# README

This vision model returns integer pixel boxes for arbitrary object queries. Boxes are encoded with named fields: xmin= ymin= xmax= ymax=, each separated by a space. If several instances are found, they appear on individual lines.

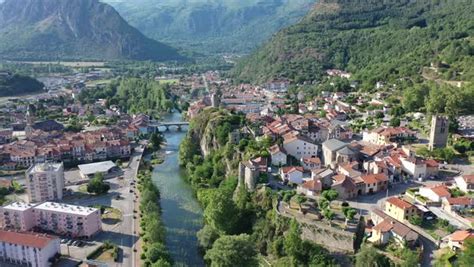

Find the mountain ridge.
xmin=104 ymin=0 xmax=315 ymax=54
xmin=232 ymin=0 xmax=474 ymax=85
xmin=0 ymin=0 xmax=184 ymax=61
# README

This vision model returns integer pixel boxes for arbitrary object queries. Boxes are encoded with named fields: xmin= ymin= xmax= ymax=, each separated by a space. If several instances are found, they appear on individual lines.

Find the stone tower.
xmin=25 ymin=106 xmax=35 ymax=138
xmin=429 ymin=115 xmax=449 ymax=150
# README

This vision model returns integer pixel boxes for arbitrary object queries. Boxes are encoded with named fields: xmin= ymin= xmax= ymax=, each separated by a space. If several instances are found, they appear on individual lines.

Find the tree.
xmin=375 ymin=111 xmax=384 ymax=119
xmin=343 ymin=207 xmax=358 ymax=226
xmin=146 ymin=243 xmax=170 ymax=263
xmin=87 ymin=172 xmax=110 ymax=195
xmin=204 ymin=234 xmax=258 ymax=267
xmin=389 ymin=117 xmax=401 ymax=127
xmin=400 ymin=248 xmax=419 ymax=267
xmin=409 ymin=214 xmax=422 ymax=226
xmin=197 ymin=225 xmax=220 ymax=250
xmin=284 ymin=219 xmax=303 ymax=259
xmin=458 ymin=238 xmax=474 ymax=267
xmin=322 ymin=189 xmax=339 ymax=202
xmin=150 ymin=132 xmax=164 ymax=151
xmin=319 ymin=198 xmax=329 ymax=210
xmin=293 ymin=195 xmax=306 ymax=211
xmin=355 ymin=245 xmax=392 ymax=267
xmin=203 ymin=189 xmax=238 ymax=234
xmin=323 ymin=209 xmax=335 ymax=224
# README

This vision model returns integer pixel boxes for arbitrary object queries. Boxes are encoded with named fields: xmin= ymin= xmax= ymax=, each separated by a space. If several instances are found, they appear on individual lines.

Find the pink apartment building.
xmin=0 ymin=202 xmax=101 ymax=238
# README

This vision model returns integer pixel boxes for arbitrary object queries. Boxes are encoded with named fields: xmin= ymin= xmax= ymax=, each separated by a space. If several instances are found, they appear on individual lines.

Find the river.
xmin=151 ymin=112 xmax=205 ymax=266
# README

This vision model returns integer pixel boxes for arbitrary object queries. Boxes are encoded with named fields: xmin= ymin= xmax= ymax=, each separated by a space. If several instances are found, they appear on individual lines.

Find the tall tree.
xmin=205 ymin=234 xmax=258 ymax=267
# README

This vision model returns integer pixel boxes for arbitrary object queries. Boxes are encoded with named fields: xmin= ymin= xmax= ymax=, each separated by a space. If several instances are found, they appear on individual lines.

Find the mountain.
xmin=0 ymin=0 xmax=184 ymax=61
xmin=0 ymin=72 xmax=44 ymax=97
xmin=232 ymin=0 xmax=474 ymax=85
xmin=104 ymin=0 xmax=315 ymax=54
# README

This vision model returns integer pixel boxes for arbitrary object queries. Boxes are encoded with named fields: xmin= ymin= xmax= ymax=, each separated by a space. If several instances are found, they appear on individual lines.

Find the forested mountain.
xmin=232 ymin=0 xmax=474 ymax=85
xmin=0 ymin=0 xmax=184 ymax=61
xmin=103 ymin=0 xmax=315 ymax=54
xmin=0 ymin=73 xmax=44 ymax=97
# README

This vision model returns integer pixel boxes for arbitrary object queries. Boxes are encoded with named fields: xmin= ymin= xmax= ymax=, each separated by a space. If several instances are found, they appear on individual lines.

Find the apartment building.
xmin=26 ymin=163 xmax=64 ymax=203
xmin=34 ymin=202 xmax=101 ymax=238
xmin=0 ymin=202 xmax=36 ymax=231
xmin=0 ymin=230 xmax=59 ymax=267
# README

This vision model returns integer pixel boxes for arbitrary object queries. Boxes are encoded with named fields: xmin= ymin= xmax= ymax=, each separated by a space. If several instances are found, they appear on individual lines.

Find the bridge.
xmin=150 ymin=121 xmax=189 ymax=131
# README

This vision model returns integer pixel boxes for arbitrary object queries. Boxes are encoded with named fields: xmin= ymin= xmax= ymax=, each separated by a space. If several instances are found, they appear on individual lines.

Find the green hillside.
xmin=0 ymin=73 xmax=44 ymax=97
xmin=232 ymin=0 xmax=474 ymax=85
xmin=104 ymin=0 xmax=315 ymax=54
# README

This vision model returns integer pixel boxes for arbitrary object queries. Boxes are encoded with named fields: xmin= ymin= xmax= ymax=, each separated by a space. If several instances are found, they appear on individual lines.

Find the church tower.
xmin=25 ymin=106 xmax=35 ymax=138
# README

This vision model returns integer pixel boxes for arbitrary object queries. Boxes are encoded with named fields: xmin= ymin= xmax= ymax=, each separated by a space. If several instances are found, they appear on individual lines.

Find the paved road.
xmin=63 ymin=146 xmax=143 ymax=267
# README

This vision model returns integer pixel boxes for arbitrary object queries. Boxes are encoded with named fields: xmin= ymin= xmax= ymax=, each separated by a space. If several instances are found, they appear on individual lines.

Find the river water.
xmin=151 ymin=112 xmax=205 ymax=266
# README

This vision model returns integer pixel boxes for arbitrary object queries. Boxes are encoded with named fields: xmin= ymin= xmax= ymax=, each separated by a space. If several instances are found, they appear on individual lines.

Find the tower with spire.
xmin=25 ymin=106 xmax=35 ymax=138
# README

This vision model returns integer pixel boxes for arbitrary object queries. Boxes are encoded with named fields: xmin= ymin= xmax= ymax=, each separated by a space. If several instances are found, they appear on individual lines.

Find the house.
xmin=322 ymin=139 xmax=347 ymax=167
xmin=360 ymin=173 xmax=389 ymax=194
xmin=331 ymin=174 xmax=357 ymax=200
xmin=269 ymin=145 xmax=287 ymax=166
xmin=400 ymin=157 xmax=427 ymax=180
xmin=300 ymin=157 xmax=321 ymax=171
xmin=444 ymin=230 xmax=474 ymax=251
xmin=384 ymin=197 xmax=419 ymax=222
xmin=311 ymin=168 xmax=334 ymax=188
xmin=442 ymin=197 xmax=474 ymax=215
xmin=297 ymin=178 xmax=322 ymax=197
xmin=454 ymin=175 xmax=474 ymax=193
xmin=280 ymin=166 xmax=304 ymax=185
xmin=419 ymin=184 xmax=451 ymax=203
xmin=368 ymin=217 xmax=419 ymax=247
xmin=425 ymin=159 xmax=439 ymax=178
xmin=363 ymin=127 xmax=416 ymax=145
xmin=283 ymin=135 xmax=318 ymax=160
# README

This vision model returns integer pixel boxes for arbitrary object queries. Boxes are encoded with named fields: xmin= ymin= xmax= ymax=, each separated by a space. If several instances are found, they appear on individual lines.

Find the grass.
xmin=78 ymin=184 xmax=88 ymax=193
xmin=157 ymin=79 xmax=179 ymax=85
xmin=91 ymin=205 xmax=122 ymax=224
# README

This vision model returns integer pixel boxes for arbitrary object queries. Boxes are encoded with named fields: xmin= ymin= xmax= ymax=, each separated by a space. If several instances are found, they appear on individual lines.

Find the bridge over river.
xmin=150 ymin=121 xmax=189 ymax=131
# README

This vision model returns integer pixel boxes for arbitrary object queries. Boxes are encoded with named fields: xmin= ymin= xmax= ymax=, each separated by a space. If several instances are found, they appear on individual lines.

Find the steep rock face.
xmin=232 ymin=0 xmax=474 ymax=84
xmin=105 ymin=0 xmax=315 ymax=54
xmin=0 ymin=0 xmax=183 ymax=61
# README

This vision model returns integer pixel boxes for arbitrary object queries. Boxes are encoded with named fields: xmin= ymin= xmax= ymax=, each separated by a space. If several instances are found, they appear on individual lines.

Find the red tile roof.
xmin=0 ymin=230 xmax=57 ymax=249
xmin=429 ymin=185 xmax=451 ymax=198
xmin=361 ymin=173 xmax=388 ymax=184
xmin=386 ymin=197 xmax=413 ymax=210
xmin=445 ymin=197 xmax=473 ymax=206
xmin=448 ymin=230 xmax=474 ymax=242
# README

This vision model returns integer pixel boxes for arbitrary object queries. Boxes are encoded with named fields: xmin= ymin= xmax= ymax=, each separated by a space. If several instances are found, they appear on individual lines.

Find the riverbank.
xmin=151 ymin=112 xmax=205 ymax=266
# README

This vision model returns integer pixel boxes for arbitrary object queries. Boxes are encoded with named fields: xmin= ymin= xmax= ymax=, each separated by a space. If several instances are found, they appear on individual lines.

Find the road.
xmin=63 ymin=146 xmax=143 ymax=267
xmin=429 ymin=206 xmax=471 ymax=229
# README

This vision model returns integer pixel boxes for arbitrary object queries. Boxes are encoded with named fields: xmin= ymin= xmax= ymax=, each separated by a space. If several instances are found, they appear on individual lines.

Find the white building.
xmin=34 ymin=202 xmax=102 ymax=238
xmin=419 ymin=184 xmax=451 ymax=203
xmin=269 ymin=145 xmax=287 ymax=166
xmin=0 ymin=202 xmax=36 ymax=231
xmin=0 ymin=230 xmax=60 ymax=267
xmin=280 ymin=166 xmax=304 ymax=185
xmin=78 ymin=161 xmax=119 ymax=179
xmin=283 ymin=135 xmax=318 ymax=160
xmin=400 ymin=157 xmax=427 ymax=180
xmin=454 ymin=175 xmax=474 ymax=193
xmin=26 ymin=163 xmax=64 ymax=203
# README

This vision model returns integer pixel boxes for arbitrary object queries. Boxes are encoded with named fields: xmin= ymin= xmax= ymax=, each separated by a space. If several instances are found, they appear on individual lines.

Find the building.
xmin=442 ymin=197 xmax=474 ymax=215
xmin=331 ymin=174 xmax=357 ymax=200
xmin=282 ymin=135 xmax=318 ymax=160
xmin=280 ymin=166 xmax=304 ymax=185
xmin=363 ymin=127 xmax=416 ymax=146
xmin=34 ymin=202 xmax=102 ymax=238
xmin=26 ymin=163 xmax=64 ymax=203
xmin=444 ymin=230 xmax=474 ymax=251
xmin=0 ymin=230 xmax=60 ymax=267
xmin=269 ymin=145 xmax=287 ymax=166
xmin=454 ymin=175 xmax=474 ymax=193
xmin=297 ymin=178 xmax=322 ymax=197
xmin=400 ymin=157 xmax=427 ymax=180
xmin=300 ymin=157 xmax=321 ymax=170
xmin=429 ymin=115 xmax=449 ymax=150
xmin=0 ymin=202 xmax=36 ymax=231
xmin=384 ymin=197 xmax=419 ymax=222
xmin=368 ymin=217 xmax=419 ymax=247
xmin=419 ymin=184 xmax=451 ymax=203
xmin=322 ymin=139 xmax=347 ymax=167
xmin=360 ymin=173 xmax=389 ymax=194
xmin=78 ymin=161 xmax=119 ymax=179
xmin=238 ymin=160 xmax=260 ymax=191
